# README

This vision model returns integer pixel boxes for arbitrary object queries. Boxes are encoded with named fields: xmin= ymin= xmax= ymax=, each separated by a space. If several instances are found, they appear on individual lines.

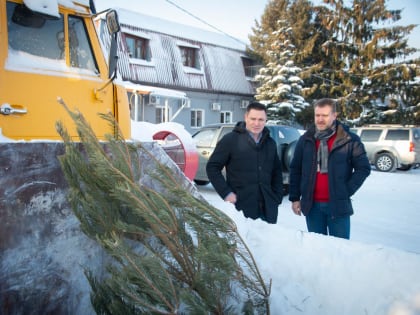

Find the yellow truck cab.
xmin=0 ymin=0 xmax=130 ymax=140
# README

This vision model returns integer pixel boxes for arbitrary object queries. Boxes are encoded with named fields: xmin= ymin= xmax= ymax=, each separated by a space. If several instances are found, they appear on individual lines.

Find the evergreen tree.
xmin=295 ymin=105 xmax=315 ymax=129
xmin=254 ymin=19 xmax=309 ymax=124
xmin=249 ymin=0 xmax=291 ymax=65
xmin=316 ymin=0 xmax=419 ymax=123
xmin=250 ymin=0 xmax=419 ymax=125
xmin=55 ymin=99 xmax=271 ymax=314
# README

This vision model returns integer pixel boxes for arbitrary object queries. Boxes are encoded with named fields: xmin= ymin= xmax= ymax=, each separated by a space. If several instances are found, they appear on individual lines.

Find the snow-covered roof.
xmin=111 ymin=10 xmax=255 ymax=95
xmin=115 ymin=8 xmax=247 ymax=52
xmin=23 ymin=0 xmax=90 ymax=17
xmin=122 ymin=81 xmax=186 ymax=99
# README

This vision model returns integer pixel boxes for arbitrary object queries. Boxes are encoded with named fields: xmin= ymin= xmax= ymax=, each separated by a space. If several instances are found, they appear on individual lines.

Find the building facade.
xmin=104 ymin=8 xmax=258 ymax=134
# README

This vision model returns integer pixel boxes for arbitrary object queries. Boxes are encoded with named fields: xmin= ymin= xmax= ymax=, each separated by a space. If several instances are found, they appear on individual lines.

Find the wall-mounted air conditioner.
xmin=181 ymin=98 xmax=191 ymax=108
xmin=240 ymin=100 xmax=250 ymax=109
xmin=211 ymin=103 xmax=221 ymax=111
xmin=148 ymin=94 xmax=161 ymax=105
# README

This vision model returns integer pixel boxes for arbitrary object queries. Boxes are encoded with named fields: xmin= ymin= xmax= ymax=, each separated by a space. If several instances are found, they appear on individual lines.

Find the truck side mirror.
xmin=106 ymin=10 xmax=120 ymax=34
xmin=106 ymin=10 xmax=120 ymax=79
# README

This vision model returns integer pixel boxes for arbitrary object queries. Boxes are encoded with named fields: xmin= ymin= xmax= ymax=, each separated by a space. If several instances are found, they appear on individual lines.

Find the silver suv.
xmin=351 ymin=125 xmax=420 ymax=172
xmin=192 ymin=123 xmax=301 ymax=193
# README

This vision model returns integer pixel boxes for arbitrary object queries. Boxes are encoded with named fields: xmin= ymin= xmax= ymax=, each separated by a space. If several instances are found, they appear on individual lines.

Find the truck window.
xmin=68 ymin=16 xmax=98 ymax=72
xmin=7 ymin=2 xmax=98 ymax=74
xmin=7 ymin=2 xmax=64 ymax=61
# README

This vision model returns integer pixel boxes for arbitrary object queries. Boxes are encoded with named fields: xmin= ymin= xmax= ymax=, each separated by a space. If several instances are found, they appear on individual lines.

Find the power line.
xmin=164 ymin=0 xmax=248 ymax=46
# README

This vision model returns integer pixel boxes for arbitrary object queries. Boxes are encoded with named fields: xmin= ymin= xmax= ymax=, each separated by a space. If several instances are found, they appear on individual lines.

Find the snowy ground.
xmin=197 ymin=167 xmax=420 ymax=315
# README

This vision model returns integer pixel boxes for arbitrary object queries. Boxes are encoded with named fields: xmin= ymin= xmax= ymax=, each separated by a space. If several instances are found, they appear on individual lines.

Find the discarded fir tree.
xmin=55 ymin=99 xmax=271 ymax=315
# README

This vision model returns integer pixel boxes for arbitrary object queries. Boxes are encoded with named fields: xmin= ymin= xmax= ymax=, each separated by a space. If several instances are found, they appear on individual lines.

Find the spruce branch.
xmin=56 ymin=99 xmax=271 ymax=314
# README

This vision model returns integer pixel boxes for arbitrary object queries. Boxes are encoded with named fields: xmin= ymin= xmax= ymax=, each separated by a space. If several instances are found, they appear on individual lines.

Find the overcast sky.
xmin=95 ymin=0 xmax=419 ymax=55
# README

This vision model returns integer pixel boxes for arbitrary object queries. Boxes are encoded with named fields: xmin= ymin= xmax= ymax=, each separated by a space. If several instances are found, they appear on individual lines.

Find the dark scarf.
xmin=314 ymin=121 xmax=337 ymax=173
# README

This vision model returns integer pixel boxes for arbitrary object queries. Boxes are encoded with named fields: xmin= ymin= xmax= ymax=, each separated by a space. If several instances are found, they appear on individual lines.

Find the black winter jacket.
xmin=206 ymin=122 xmax=283 ymax=223
xmin=288 ymin=121 xmax=371 ymax=218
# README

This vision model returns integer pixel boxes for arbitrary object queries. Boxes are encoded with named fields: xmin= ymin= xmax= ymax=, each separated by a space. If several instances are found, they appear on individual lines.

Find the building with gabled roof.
xmin=105 ymin=8 xmax=259 ymax=134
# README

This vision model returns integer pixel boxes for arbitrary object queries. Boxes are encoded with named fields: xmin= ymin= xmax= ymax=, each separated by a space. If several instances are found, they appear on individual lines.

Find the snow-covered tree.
xmin=315 ymin=0 xmax=419 ymax=124
xmin=255 ymin=19 xmax=309 ymax=124
xmin=250 ymin=0 xmax=419 ymax=125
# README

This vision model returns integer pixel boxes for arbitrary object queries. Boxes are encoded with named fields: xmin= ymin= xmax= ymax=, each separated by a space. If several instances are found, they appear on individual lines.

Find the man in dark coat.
xmin=289 ymin=98 xmax=371 ymax=239
xmin=206 ymin=102 xmax=283 ymax=224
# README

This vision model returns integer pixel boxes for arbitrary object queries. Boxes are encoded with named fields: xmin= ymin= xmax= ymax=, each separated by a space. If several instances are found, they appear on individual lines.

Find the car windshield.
xmin=192 ymin=128 xmax=217 ymax=147
xmin=267 ymin=126 xmax=300 ymax=144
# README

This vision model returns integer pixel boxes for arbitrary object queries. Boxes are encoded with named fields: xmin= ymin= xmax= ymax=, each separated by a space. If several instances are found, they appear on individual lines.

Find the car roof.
xmin=354 ymin=125 xmax=418 ymax=129
xmin=197 ymin=123 xmax=297 ymax=129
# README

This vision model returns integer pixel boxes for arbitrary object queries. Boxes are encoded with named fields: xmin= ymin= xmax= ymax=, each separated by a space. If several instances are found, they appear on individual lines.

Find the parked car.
xmin=191 ymin=123 xmax=301 ymax=194
xmin=351 ymin=125 xmax=420 ymax=172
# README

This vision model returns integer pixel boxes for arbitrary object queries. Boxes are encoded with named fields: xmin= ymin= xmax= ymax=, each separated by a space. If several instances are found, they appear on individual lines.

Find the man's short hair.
xmin=314 ymin=98 xmax=337 ymax=113
xmin=246 ymin=102 xmax=267 ymax=113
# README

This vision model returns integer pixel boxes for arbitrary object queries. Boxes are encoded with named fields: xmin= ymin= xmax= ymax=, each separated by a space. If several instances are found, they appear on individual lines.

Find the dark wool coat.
xmin=206 ymin=122 xmax=283 ymax=223
xmin=288 ymin=121 xmax=371 ymax=218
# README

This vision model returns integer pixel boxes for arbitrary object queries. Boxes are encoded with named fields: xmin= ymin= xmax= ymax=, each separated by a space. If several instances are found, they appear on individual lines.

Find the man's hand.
xmin=292 ymin=201 xmax=301 ymax=216
xmin=224 ymin=192 xmax=237 ymax=204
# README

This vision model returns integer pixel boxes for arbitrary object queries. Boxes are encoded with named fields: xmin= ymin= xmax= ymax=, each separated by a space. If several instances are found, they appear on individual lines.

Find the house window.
xmin=156 ymin=107 xmax=170 ymax=123
xmin=241 ymin=57 xmax=258 ymax=78
xmin=129 ymin=92 xmax=143 ymax=122
xmin=125 ymin=34 xmax=148 ymax=60
xmin=220 ymin=111 xmax=232 ymax=123
xmin=191 ymin=109 xmax=204 ymax=128
xmin=180 ymin=46 xmax=199 ymax=68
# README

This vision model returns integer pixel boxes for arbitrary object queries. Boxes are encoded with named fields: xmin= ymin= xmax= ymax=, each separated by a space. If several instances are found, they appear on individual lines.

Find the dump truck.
xmin=0 ymin=0 xmax=130 ymax=140
xmin=0 ymin=1 xmax=195 ymax=313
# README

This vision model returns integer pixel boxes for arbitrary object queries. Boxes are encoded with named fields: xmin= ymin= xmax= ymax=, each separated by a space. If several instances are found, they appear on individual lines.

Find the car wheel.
xmin=283 ymin=140 xmax=297 ymax=171
xmin=375 ymin=153 xmax=395 ymax=172
xmin=283 ymin=184 xmax=289 ymax=196
xmin=277 ymin=143 xmax=286 ymax=170
xmin=397 ymin=164 xmax=412 ymax=171
xmin=194 ymin=179 xmax=210 ymax=186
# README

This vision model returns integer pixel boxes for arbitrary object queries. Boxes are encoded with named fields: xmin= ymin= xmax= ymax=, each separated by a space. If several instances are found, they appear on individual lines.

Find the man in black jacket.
xmin=289 ymin=98 xmax=371 ymax=239
xmin=206 ymin=102 xmax=283 ymax=224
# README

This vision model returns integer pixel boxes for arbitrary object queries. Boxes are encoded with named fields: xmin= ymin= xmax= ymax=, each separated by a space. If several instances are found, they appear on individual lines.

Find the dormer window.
xmin=124 ymin=34 xmax=149 ymax=61
xmin=180 ymin=46 xmax=198 ymax=68
xmin=177 ymin=41 xmax=202 ymax=73
xmin=241 ymin=56 xmax=258 ymax=78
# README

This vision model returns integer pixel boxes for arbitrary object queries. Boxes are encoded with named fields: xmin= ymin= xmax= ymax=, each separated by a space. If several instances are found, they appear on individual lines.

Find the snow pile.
xmin=199 ymin=167 xmax=420 ymax=315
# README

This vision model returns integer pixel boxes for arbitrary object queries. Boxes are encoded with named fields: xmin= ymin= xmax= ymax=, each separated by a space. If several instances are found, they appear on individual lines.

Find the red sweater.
xmin=314 ymin=134 xmax=336 ymax=202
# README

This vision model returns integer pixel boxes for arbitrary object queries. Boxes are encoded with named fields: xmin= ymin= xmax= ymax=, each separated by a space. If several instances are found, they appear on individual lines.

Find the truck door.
xmin=0 ymin=1 xmax=115 ymax=140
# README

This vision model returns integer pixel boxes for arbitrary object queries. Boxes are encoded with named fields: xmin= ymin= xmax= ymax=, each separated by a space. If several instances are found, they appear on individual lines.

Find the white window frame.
xmin=220 ymin=111 xmax=233 ymax=123
xmin=155 ymin=105 xmax=172 ymax=123
xmin=191 ymin=109 xmax=204 ymax=128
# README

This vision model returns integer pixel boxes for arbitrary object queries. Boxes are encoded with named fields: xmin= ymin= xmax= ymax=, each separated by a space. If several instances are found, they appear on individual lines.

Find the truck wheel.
xmin=375 ymin=153 xmax=395 ymax=172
